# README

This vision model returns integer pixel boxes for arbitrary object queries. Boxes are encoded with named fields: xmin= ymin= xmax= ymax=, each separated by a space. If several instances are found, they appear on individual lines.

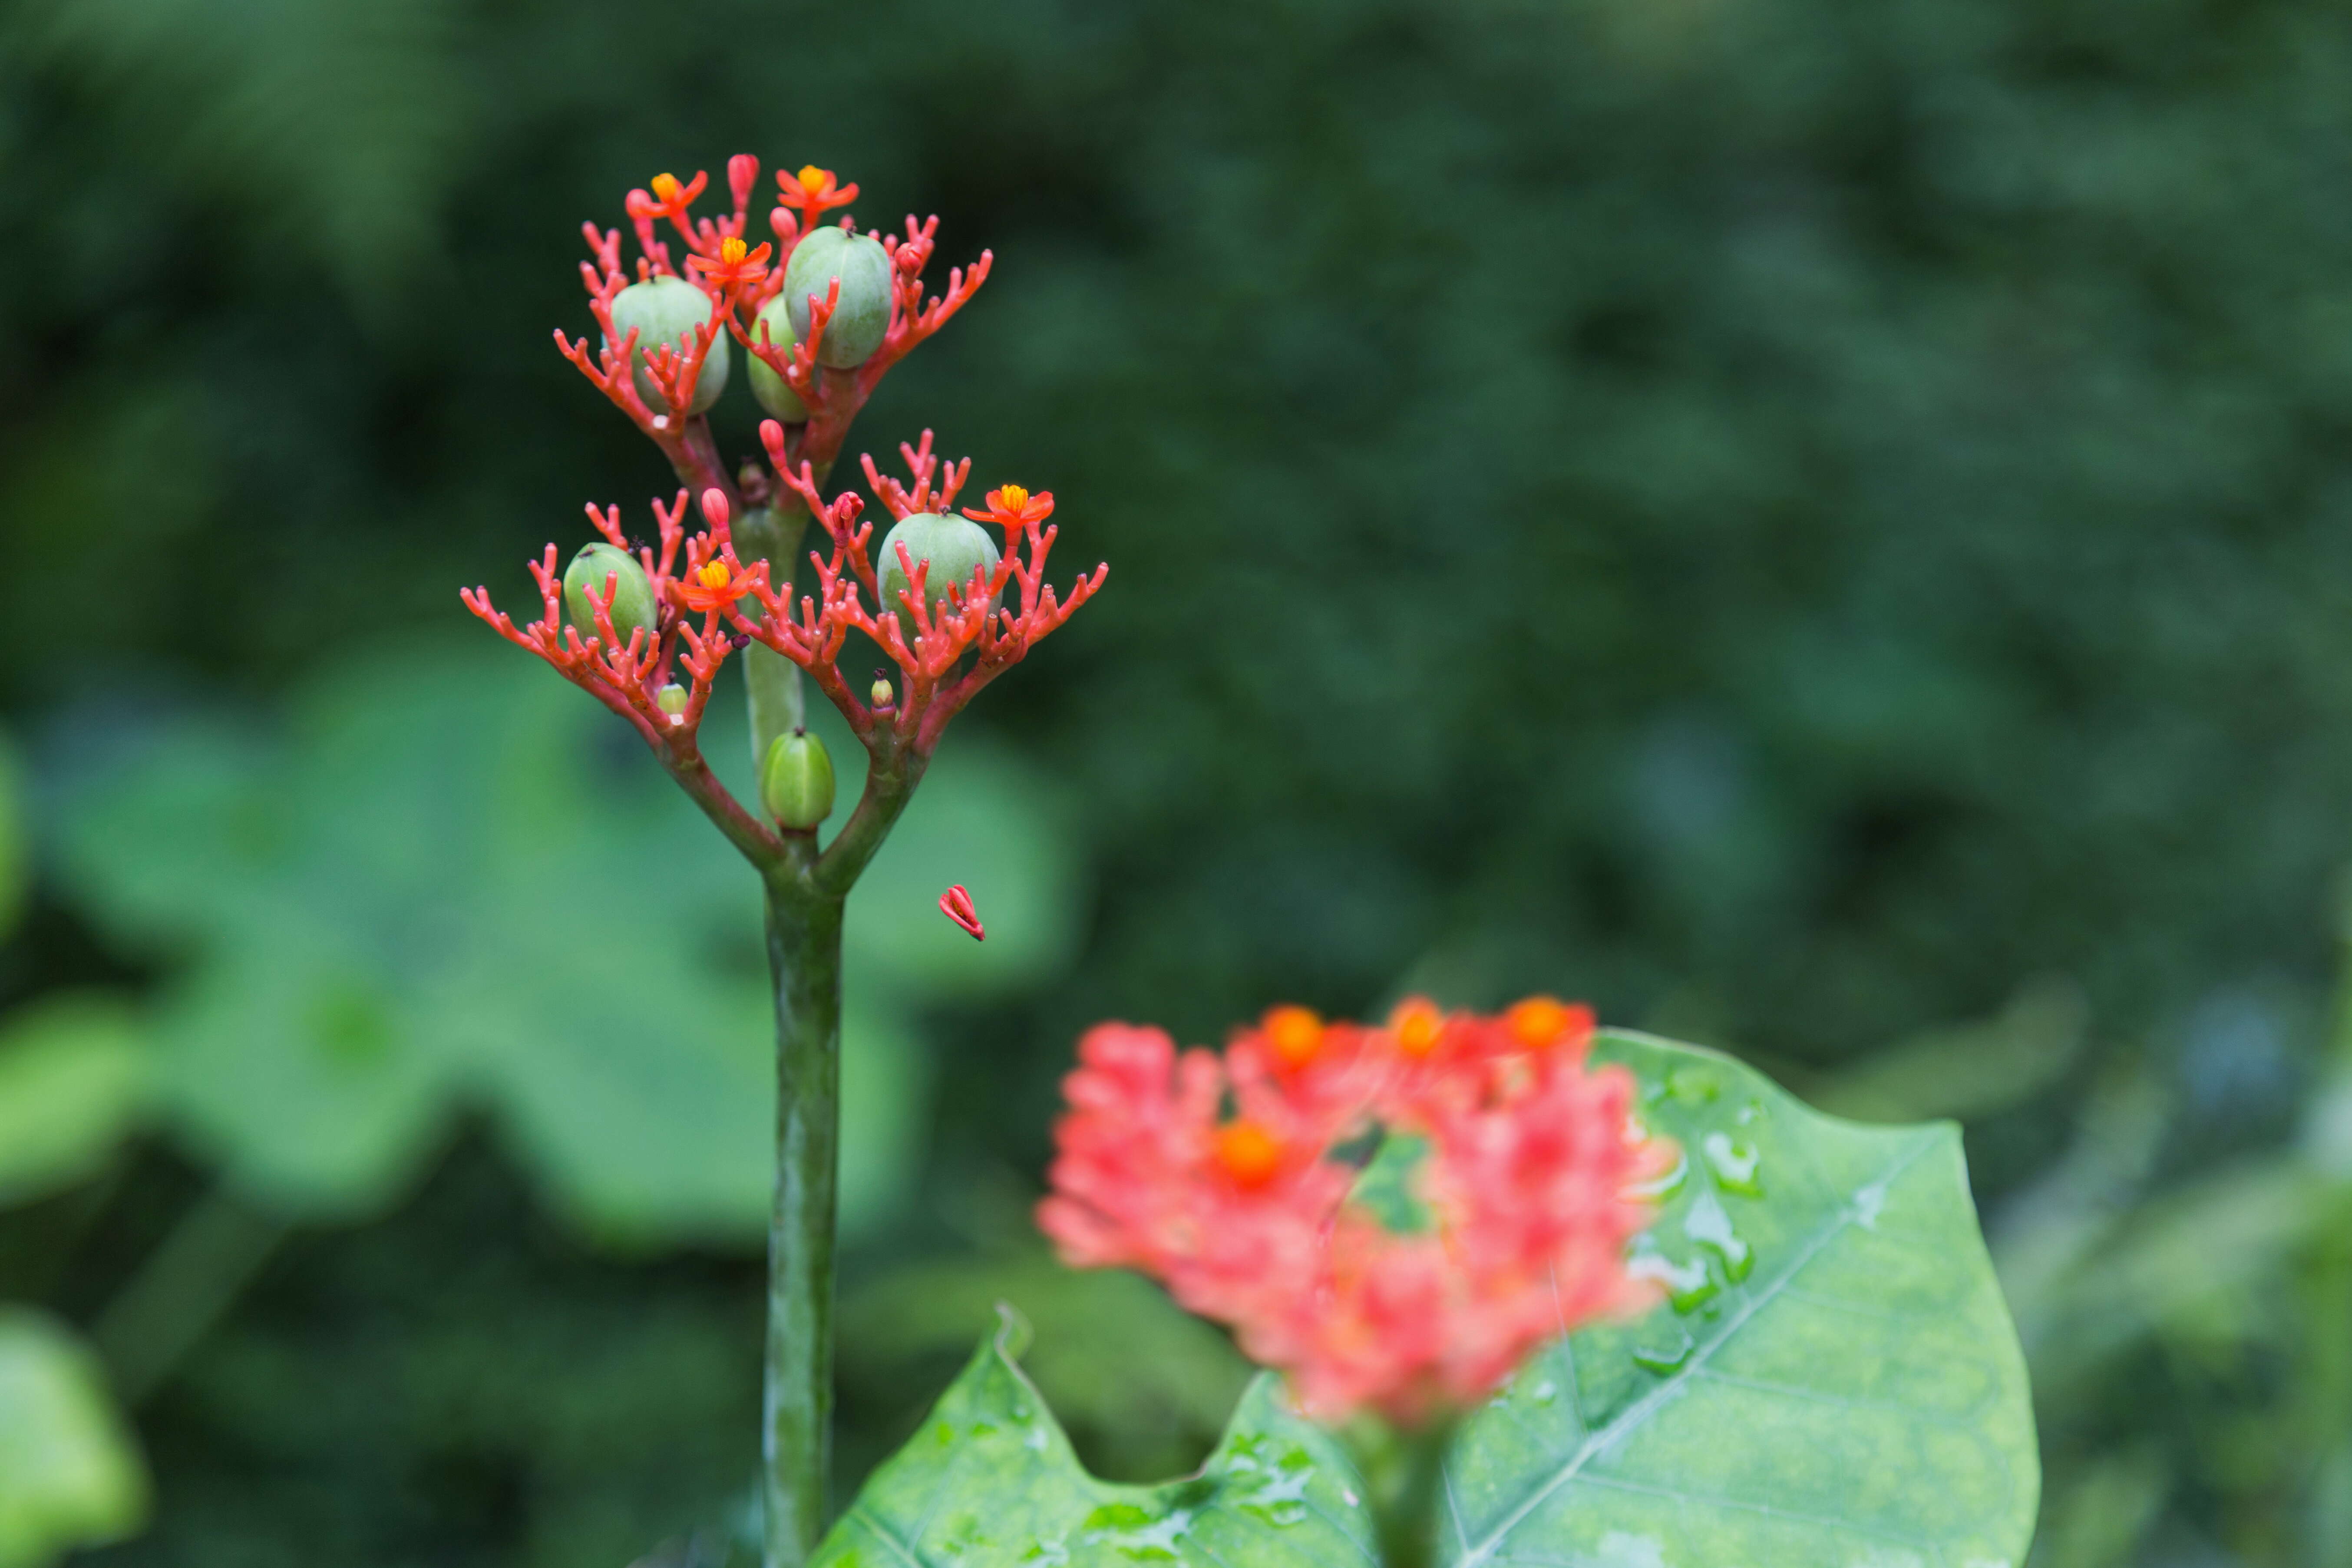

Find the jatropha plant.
xmin=463 ymin=157 xmax=1102 ymax=1568
xmin=469 ymin=155 xmax=2041 ymax=1568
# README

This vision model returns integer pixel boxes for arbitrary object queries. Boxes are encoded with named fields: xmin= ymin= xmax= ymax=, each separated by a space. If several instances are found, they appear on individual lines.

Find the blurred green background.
xmin=4 ymin=0 xmax=2352 ymax=1561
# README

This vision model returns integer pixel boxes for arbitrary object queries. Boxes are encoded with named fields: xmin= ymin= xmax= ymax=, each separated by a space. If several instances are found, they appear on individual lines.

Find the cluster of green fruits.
xmin=601 ymin=227 xmax=895 ymax=420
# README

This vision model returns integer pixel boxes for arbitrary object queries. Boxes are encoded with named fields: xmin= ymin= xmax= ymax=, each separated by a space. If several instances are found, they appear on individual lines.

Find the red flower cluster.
xmin=557 ymin=156 xmax=989 ymax=481
xmin=462 ymin=487 xmax=765 ymax=748
xmin=464 ymin=158 xmax=1100 ymax=861
xmin=1039 ymin=998 xmax=1664 ymax=1426
xmin=736 ymin=429 xmax=1107 ymax=753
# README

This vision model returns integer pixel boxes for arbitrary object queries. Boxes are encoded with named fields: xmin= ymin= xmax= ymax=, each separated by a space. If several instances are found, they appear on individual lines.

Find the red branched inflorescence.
xmin=743 ymin=424 xmax=1107 ymax=756
xmin=463 ymin=486 xmax=770 ymax=751
xmin=470 ymin=156 xmax=1093 ymax=862
xmin=552 ymin=156 xmax=990 ymax=488
xmin=1037 ymin=999 xmax=1667 ymax=1427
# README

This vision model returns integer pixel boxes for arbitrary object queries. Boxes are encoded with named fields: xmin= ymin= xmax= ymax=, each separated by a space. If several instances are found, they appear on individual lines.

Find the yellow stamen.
xmin=719 ymin=236 xmax=748 ymax=265
xmin=1262 ymin=1006 xmax=1324 ymax=1070
xmin=1392 ymin=1000 xmax=1444 ymax=1058
xmin=797 ymin=165 xmax=829 ymax=194
xmin=993 ymin=484 xmax=1029 ymax=515
xmin=651 ymin=172 xmax=682 ymax=204
xmin=1506 ymin=996 xmax=1570 ymax=1047
xmin=1212 ymin=1121 xmax=1283 ymax=1188
xmin=697 ymin=561 xmax=731 ymax=590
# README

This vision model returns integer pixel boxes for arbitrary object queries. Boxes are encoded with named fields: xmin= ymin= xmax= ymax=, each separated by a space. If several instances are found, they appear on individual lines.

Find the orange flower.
xmin=773 ymin=164 xmax=859 ymax=231
xmin=674 ymin=550 xmax=760 ymax=615
xmin=960 ymin=482 xmax=1055 ymax=534
xmin=691 ymin=232 xmax=773 ymax=290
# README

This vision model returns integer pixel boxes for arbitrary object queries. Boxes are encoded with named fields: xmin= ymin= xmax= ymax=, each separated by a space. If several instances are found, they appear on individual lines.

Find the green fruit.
xmin=760 ymin=729 xmax=836 ymax=830
xmin=873 ymin=512 xmax=1001 ymax=632
xmin=655 ymin=683 xmax=689 ymax=716
xmin=603 ymin=275 xmax=730 ymax=415
xmin=780 ymin=229 xmax=892 ymax=369
xmin=744 ymin=295 xmax=808 ymax=421
xmin=563 ymin=543 xmax=658 ymax=645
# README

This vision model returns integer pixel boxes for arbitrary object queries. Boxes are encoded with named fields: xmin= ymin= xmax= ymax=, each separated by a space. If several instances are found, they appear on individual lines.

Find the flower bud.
xmin=873 ymin=512 xmax=1000 ymax=633
xmin=870 ymin=673 xmax=894 ymax=709
xmin=563 ymin=543 xmax=658 ymax=645
xmin=656 ymin=683 xmax=689 ymax=716
xmin=781 ymin=228 xmax=892 ymax=369
xmin=604 ymin=275 xmax=730 ymax=414
xmin=744 ymin=295 xmax=807 ymax=421
xmin=760 ymin=728 xmax=836 ymax=830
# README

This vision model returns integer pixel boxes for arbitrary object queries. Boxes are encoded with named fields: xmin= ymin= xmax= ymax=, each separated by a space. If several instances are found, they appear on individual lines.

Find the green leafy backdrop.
xmin=5 ymin=0 xmax=2352 ymax=1560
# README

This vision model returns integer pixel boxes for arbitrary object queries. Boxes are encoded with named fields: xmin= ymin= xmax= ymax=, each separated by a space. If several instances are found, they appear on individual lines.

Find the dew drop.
xmin=1682 ymin=1189 xmax=1753 ymax=1283
xmin=1701 ymin=1131 xmax=1763 ymax=1197
xmin=1627 ymin=1242 xmax=1718 ymax=1312
xmin=1631 ymin=1324 xmax=1695 ymax=1373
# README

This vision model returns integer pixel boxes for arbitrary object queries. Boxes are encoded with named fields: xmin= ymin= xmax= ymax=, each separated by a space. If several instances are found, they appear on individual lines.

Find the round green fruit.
xmin=760 ymin=729 xmax=836 ymax=830
xmin=874 ymin=512 xmax=1001 ymax=632
xmin=603 ymin=275 xmax=730 ymax=415
xmin=780 ymin=228 xmax=892 ymax=369
xmin=744 ymin=295 xmax=808 ymax=421
xmin=563 ymin=543 xmax=658 ymax=645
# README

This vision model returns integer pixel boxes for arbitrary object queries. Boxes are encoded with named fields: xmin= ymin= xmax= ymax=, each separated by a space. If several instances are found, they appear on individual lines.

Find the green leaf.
xmin=817 ymin=1307 xmax=1374 ymax=1568
xmin=0 ymin=994 xmax=150 ymax=1206
xmin=1443 ymin=1029 xmax=2038 ymax=1568
xmin=0 ymin=1309 xmax=148 ymax=1568
xmin=45 ymin=641 xmax=1079 ymax=1240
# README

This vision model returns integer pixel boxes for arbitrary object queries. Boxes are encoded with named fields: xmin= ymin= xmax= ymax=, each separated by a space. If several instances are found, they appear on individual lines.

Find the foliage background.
xmin=3 ymin=0 xmax=2352 ymax=1562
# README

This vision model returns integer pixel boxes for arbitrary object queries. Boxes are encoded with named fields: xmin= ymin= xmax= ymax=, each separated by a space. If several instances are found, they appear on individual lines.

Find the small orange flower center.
xmin=1506 ymin=996 xmax=1571 ymax=1047
xmin=651 ymin=172 xmax=683 ymax=204
xmin=796 ymin=165 xmax=830 ymax=195
xmin=993 ymin=483 xmax=1030 ymax=515
xmin=1212 ymin=1120 xmax=1284 ymax=1188
xmin=697 ymin=561 xmax=731 ymax=590
xmin=719 ymin=236 xmax=749 ymax=265
xmin=1392 ymin=1000 xmax=1444 ymax=1058
xmin=1262 ymin=1006 xmax=1324 ymax=1070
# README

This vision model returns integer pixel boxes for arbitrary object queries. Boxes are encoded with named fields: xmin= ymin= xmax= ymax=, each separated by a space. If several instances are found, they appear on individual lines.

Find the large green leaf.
xmin=45 ymin=641 xmax=1081 ymax=1240
xmin=816 ymin=1308 xmax=1374 ymax=1568
xmin=0 ymin=1309 xmax=148 ymax=1568
xmin=845 ymin=1029 xmax=2035 ymax=1568
xmin=0 ymin=994 xmax=150 ymax=1207
xmin=1444 ymin=1029 xmax=2038 ymax=1568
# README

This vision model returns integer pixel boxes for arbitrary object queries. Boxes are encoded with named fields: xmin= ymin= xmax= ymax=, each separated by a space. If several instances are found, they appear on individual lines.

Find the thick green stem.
xmin=762 ymin=851 xmax=842 ymax=1568
xmin=739 ymin=503 xmax=810 ymax=770
xmin=1341 ymin=1416 xmax=1457 ymax=1568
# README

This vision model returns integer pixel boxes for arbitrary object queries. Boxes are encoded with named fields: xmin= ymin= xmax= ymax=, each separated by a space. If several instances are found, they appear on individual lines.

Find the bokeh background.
xmin=3 ymin=0 xmax=2351 ymax=1562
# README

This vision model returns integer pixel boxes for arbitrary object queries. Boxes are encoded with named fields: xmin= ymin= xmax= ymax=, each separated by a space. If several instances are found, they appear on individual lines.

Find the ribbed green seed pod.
xmin=760 ymin=729 xmax=836 ymax=830
xmin=780 ymin=229 xmax=892 ymax=369
xmin=604 ymin=275 xmax=730 ymax=415
xmin=874 ymin=512 xmax=1001 ymax=633
xmin=744 ymin=295 xmax=808 ymax=421
xmin=563 ymin=543 xmax=658 ymax=645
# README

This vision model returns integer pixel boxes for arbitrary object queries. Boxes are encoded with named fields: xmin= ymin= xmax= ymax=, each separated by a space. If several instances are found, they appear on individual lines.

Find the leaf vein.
xmin=1453 ymin=1132 xmax=1940 ymax=1568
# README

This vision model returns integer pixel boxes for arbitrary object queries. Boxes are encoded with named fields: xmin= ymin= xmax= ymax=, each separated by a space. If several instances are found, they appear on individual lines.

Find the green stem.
xmin=1341 ymin=1416 xmax=1457 ymax=1568
xmin=739 ymin=503 xmax=810 ymax=771
xmin=90 ymin=1184 xmax=289 ymax=1403
xmin=762 ymin=845 xmax=842 ymax=1568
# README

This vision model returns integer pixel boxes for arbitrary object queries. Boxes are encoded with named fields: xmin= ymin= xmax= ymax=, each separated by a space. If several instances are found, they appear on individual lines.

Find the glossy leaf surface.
xmin=817 ymin=1310 xmax=1373 ymax=1568
xmin=1443 ymin=1029 xmax=2038 ymax=1568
